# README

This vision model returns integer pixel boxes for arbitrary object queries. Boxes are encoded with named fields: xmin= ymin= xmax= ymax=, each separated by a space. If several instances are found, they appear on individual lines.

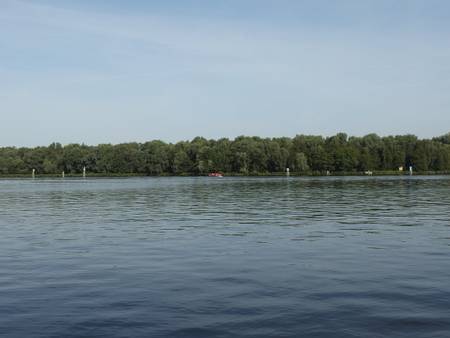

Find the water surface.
xmin=1 ymin=176 xmax=449 ymax=337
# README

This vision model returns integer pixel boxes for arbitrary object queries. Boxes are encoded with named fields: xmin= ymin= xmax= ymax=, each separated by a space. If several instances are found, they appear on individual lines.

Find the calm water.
xmin=1 ymin=176 xmax=449 ymax=337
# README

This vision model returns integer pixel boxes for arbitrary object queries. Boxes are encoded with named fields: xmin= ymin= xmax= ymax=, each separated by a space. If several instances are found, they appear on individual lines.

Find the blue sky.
xmin=1 ymin=0 xmax=450 ymax=146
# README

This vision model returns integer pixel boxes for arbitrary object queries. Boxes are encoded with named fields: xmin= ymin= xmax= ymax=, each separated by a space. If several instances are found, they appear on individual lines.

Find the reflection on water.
xmin=1 ymin=177 xmax=450 ymax=337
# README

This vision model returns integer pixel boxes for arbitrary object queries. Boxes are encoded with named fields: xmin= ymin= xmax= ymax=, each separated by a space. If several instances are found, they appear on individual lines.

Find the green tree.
xmin=294 ymin=152 xmax=309 ymax=172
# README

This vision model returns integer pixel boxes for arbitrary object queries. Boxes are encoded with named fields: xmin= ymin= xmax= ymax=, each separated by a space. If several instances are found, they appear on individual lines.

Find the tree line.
xmin=1 ymin=133 xmax=450 ymax=175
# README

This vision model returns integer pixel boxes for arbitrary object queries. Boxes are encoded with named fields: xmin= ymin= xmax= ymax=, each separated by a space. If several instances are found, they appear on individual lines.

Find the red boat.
xmin=208 ymin=172 xmax=223 ymax=177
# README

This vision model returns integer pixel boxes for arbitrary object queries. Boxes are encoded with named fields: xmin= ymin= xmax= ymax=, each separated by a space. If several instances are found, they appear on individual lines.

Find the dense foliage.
xmin=1 ymin=133 xmax=450 ymax=175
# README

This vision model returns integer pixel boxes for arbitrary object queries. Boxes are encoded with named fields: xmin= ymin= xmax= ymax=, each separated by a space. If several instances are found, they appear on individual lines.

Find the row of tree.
xmin=1 ymin=133 xmax=450 ymax=175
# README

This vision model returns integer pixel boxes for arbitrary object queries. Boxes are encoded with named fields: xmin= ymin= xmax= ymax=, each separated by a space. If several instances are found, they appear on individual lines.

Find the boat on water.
xmin=208 ymin=172 xmax=223 ymax=177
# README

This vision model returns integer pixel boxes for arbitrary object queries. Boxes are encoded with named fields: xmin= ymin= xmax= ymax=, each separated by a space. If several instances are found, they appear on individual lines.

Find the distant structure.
xmin=364 ymin=170 xmax=373 ymax=176
xmin=83 ymin=166 xmax=86 ymax=179
xmin=62 ymin=171 xmax=65 ymax=178
xmin=32 ymin=169 xmax=35 ymax=179
xmin=409 ymin=166 xmax=413 ymax=175
xmin=398 ymin=166 xmax=404 ymax=172
xmin=286 ymin=168 xmax=290 ymax=177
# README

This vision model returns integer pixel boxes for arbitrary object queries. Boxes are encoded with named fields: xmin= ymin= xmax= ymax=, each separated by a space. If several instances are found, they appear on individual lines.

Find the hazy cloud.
xmin=1 ymin=0 xmax=450 ymax=146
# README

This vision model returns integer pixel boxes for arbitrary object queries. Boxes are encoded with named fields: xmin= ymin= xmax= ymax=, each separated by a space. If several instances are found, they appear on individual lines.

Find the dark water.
xmin=1 ymin=176 xmax=450 ymax=337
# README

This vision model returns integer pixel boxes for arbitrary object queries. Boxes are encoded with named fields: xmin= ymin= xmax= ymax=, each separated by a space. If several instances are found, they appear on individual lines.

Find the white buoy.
xmin=32 ymin=168 xmax=35 ymax=179
xmin=83 ymin=166 xmax=86 ymax=179
xmin=286 ymin=167 xmax=290 ymax=177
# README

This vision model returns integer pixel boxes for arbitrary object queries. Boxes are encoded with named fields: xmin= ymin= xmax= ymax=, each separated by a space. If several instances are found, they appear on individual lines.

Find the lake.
xmin=1 ymin=176 xmax=449 ymax=337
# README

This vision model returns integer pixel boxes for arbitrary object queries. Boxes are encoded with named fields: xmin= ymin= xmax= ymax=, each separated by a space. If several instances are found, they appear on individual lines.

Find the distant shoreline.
xmin=1 ymin=171 xmax=449 ymax=179
xmin=2 ymin=133 xmax=450 ymax=177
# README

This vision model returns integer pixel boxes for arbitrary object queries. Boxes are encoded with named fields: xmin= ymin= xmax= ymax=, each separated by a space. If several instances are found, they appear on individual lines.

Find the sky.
xmin=1 ymin=0 xmax=450 ymax=147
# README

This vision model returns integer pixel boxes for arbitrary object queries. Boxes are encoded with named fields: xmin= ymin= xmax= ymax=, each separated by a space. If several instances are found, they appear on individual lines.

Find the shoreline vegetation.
xmin=1 ymin=133 xmax=450 ymax=177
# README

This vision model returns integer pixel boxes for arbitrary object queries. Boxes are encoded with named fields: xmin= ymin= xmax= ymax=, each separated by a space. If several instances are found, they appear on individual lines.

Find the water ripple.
xmin=1 ymin=176 xmax=450 ymax=337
